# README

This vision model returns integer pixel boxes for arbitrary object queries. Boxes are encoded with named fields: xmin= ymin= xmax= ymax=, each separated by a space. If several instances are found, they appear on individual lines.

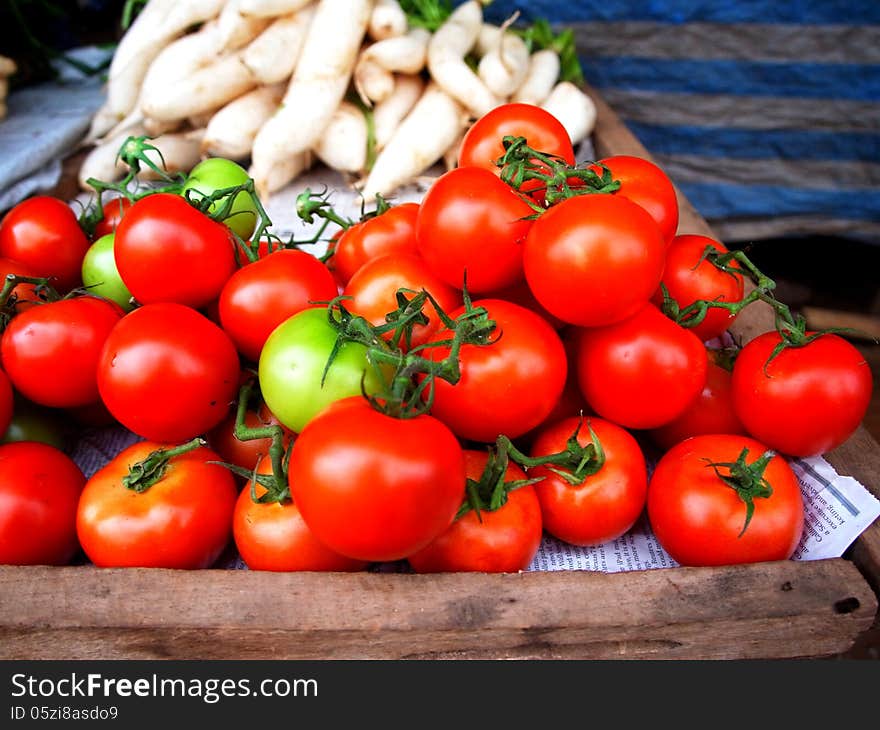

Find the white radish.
xmin=360 ymin=27 xmax=430 ymax=74
xmin=218 ymin=0 xmax=273 ymax=50
xmin=360 ymin=82 xmax=466 ymax=202
xmin=541 ymin=81 xmax=597 ymax=145
xmin=368 ymin=0 xmax=407 ymax=40
xmin=78 ymin=124 xmax=148 ymax=191
xmin=248 ymin=152 xmax=312 ymax=193
xmin=239 ymin=0 xmax=313 ymax=17
xmin=475 ymin=23 xmax=501 ymax=56
xmin=427 ymin=0 xmax=500 ymax=118
xmin=242 ymin=6 xmax=315 ymax=84
xmin=477 ymin=30 xmax=530 ymax=98
xmin=512 ymin=49 xmax=560 ymax=105
xmin=104 ymin=0 xmax=175 ymax=82
xmin=105 ymin=35 xmax=174 ymax=133
xmin=250 ymin=0 xmax=373 ymax=196
xmin=312 ymin=102 xmax=369 ymax=172
xmin=354 ymin=53 xmax=394 ymax=105
xmin=372 ymin=73 xmax=424 ymax=150
xmin=143 ymin=117 xmax=184 ymax=137
xmin=132 ymin=129 xmax=206 ymax=181
xmin=202 ymin=84 xmax=285 ymax=160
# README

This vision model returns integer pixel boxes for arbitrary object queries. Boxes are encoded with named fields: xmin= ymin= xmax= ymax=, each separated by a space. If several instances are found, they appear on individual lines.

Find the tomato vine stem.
xmin=122 ymin=437 xmax=206 ymax=493
xmin=702 ymin=447 xmax=775 ymax=537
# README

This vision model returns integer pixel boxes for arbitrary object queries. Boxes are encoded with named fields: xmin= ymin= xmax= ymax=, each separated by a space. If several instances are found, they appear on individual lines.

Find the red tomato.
xmin=647 ymin=434 xmax=804 ymax=566
xmin=407 ymin=450 xmax=543 ymax=573
xmin=331 ymin=202 xmax=419 ymax=286
xmin=114 ymin=193 xmax=236 ymax=309
xmin=233 ymin=455 xmax=368 ymax=572
xmin=207 ymin=400 xmax=294 ymax=475
xmin=0 ymin=368 xmax=12 ymax=438
xmin=424 ymin=299 xmax=567 ymax=442
xmin=343 ymin=252 xmax=462 ymax=350
xmin=92 ymin=197 xmax=133 ymax=239
xmin=0 ymin=256 xmax=41 ymax=312
xmin=650 ymin=356 xmax=746 ymax=451
xmin=416 ymin=166 xmax=534 ymax=293
xmin=289 ymin=397 xmax=465 ymax=562
xmin=219 ymin=249 xmax=337 ymax=362
xmin=731 ymin=332 xmax=873 ymax=457
xmin=0 ymin=441 xmax=85 ymax=565
xmin=523 ymin=193 xmax=666 ymax=327
xmin=77 ymin=440 xmax=238 ymax=569
xmin=653 ymin=234 xmax=744 ymax=342
xmin=1 ymin=295 xmax=123 ymax=408
xmin=576 ymin=304 xmax=708 ymax=429
xmin=598 ymin=155 xmax=679 ymax=245
xmin=0 ymin=196 xmax=90 ymax=292
xmin=530 ymin=416 xmax=647 ymax=546
xmin=97 ymin=303 xmax=241 ymax=442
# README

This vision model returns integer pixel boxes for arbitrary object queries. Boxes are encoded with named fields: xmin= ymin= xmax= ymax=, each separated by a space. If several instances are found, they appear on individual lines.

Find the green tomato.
xmin=181 ymin=158 xmax=258 ymax=241
xmin=258 ymin=307 xmax=389 ymax=433
xmin=1 ymin=397 xmax=67 ymax=450
xmin=81 ymin=233 xmax=135 ymax=312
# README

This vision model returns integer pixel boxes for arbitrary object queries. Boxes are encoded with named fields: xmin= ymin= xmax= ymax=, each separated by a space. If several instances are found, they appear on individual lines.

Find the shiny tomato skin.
xmin=97 ymin=303 xmax=240 ymax=442
xmin=425 ymin=299 xmax=567 ymax=442
xmin=523 ymin=193 xmax=666 ymax=327
xmin=0 ymin=441 xmax=85 ymax=565
xmin=332 ymin=202 xmax=419 ymax=286
xmin=647 ymin=434 xmax=804 ymax=566
xmin=576 ymin=304 xmax=708 ymax=430
xmin=0 ymin=256 xmax=41 ymax=312
xmin=530 ymin=416 xmax=647 ymax=546
xmin=653 ymin=234 xmax=744 ymax=342
xmin=1 ymin=295 xmax=123 ymax=408
xmin=0 ymin=368 xmax=13 ymax=438
xmin=92 ymin=197 xmax=133 ymax=239
xmin=731 ymin=332 xmax=873 ymax=457
xmin=416 ymin=166 xmax=534 ymax=293
xmin=343 ymin=252 xmax=462 ymax=350
xmin=76 ymin=441 xmax=238 ymax=569
xmin=114 ymin=193 xmax=237 ymax=309
xmin=219 ymin=249 xmax=338 ymax=362
xmin=0 ymin=196 xmax=90 ymax=292
xmin=407 ymin=451 xmax=543 ymax=573
xmin=289 ymin=397 xmax=465 ymax=562
xmin=233 ymin=455 xmax=368 ymax=572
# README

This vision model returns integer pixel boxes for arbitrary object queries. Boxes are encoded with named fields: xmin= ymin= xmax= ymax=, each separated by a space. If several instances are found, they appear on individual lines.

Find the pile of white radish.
xmin=80 ymin=0 xmax=597 ymax=201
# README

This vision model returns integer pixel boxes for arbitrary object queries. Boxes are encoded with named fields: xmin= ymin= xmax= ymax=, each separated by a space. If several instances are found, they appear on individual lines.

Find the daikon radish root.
xmin=78 ymin=124 xmax=148 ymax=191
xmin=202 ymin=84 xmax=285 ymax=160
xmin=512 ymin=49 xmax=560 ymax=105
xmin=368 ymin=0 xmax=407 ymax=40
xmin=250 ymin=0 xmax=373 ymax=196
xmin=360 ymin=82 xmax=466 ymax=202
xmin=133 ymin=129 xmax=206 ymax=181
xmin=249 ymin=151 xmax=313 ymax=194
xmin=143 ymin=117 xmax=184 ymax=137
xmin=360 ymin=27 xmax=430 ymax=73
xmin=478 ymin=30 xmax=529 ymax=97
xmin=218 ymin=0 xmax=273 ymax=50
xmin=104 ymin=0 xmax=175 ymax=83
xmin=354 ymin=53 xmax=394 ymax=105
xmin=540 ymin=81 xmax=597 ymax=145
xmin=475 ymin=23 xmax=501 ymax=56
xmin=104 ymin=35 xmax=175 ymax=135
xmin=239 ymin=0 xmax=314 ymax=17
xmin=313 ymin=102 xmax=369 ymax=172
xmin=242 ymin=6 xmax=316 ymax=84
xmin=373 ymin=73 xmax=424 ymax=150
xmin=443 ymin=129 xmax=466 ymax=171
xmin=427 ymin=0 xmax=500 ymax=118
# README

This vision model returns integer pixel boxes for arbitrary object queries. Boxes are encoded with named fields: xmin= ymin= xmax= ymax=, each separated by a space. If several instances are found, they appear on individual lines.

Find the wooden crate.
xmin=0 ymin=86 xmax=878 ymax=660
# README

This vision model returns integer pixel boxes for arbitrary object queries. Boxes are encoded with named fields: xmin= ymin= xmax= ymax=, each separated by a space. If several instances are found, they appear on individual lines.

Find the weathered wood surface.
xmin=0 ymin=561 xmax=874 ymax=660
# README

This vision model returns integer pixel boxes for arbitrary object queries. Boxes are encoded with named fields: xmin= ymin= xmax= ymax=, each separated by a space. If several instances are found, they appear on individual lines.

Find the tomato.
xmin=523 ymin=193 xmax=666 ymax=327
xmin=1 ymin=295 xmax=123 ymax=408
xmin=92 ymin=197 xmax=133 ymax=239
xmin=207 ymin=399 xmax=294 ymax=475
xmin=342 ymin=252 xmax=462 ymax=350
xmin=219 ymin=249 xmax=338 ymax=362
xmin=114 ymin=193 xmax=237 ymax=309
xmin=0 ymin=256 xmax=41 ymax=312
xmin=407 ymin=450 xmax=543 ymax=573
xmin=77 ymin=440 xmax=238 ymax=569
xmin=647 ymin=434 xmax=804 ymax=566
xmin=576 ymin=304 xmax=708 ymax=429
xmin=653 ymin=234 xmax=744 ymax=342
xmin=416 ymin=166 xmax=534 ymax=293
xmin=0 ymin=368 xmax=11 ymax=438
xmin=731 ymin=332 xmax=873 ymax=457
xmin=97 ymin=303 xmax=240 ymax=442
xmin=181 ymin=158 xmax=259 ymax=241
xmin=81 ymin=233 xmax=135 ymax=312
xmin=289 ymin=397 xmax=465 ymax=562
xmin=598 ymin=155 xmax=679 ymax=245
xmin=0 ymin=441 xmax=85 ymax=565
xmin=258 ymin=307 xmax=389 ymax=433
xmin=0 ymin=396 xmax=67 ymax=449
xmin=650 ymin=355 xmax=746 ymax=452
xmin=424 ymin=299 xmax=566 ymax=442
xmin=233 ymin=455 xmax=368 ymax=572
xmin=458 ymin=103 xmax=575 ymax=200
xmin=529 ymin=416 xmax=647 ymax=546
xmin=331 ymin=202 xmax=419 ymax=286
xmin=0 ymin=196 xmax=90 ymax=293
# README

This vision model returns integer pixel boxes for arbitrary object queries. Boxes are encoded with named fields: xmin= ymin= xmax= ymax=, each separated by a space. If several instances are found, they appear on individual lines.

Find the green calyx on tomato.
xmin=457 ymin=444 xmax=542 ymax=521
xmin=122 ymin=437 xmax=207 ymax=494
xmin=702 ymin=447 xmax=775 ymax=537
xmin=181 ymin=158 xmax=260 ymax=242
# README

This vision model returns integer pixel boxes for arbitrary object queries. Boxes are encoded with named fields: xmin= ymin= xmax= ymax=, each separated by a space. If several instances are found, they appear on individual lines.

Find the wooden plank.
xmin=802 ymin=307 xmax=880 ymax=342
xmin=0 ymin=560 xmax=873 ymax=660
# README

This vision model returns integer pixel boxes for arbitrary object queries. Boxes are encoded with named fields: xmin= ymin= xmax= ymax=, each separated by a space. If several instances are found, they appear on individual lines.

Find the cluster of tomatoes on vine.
xmin=0 ymin=104 xmax=872 ymax=574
